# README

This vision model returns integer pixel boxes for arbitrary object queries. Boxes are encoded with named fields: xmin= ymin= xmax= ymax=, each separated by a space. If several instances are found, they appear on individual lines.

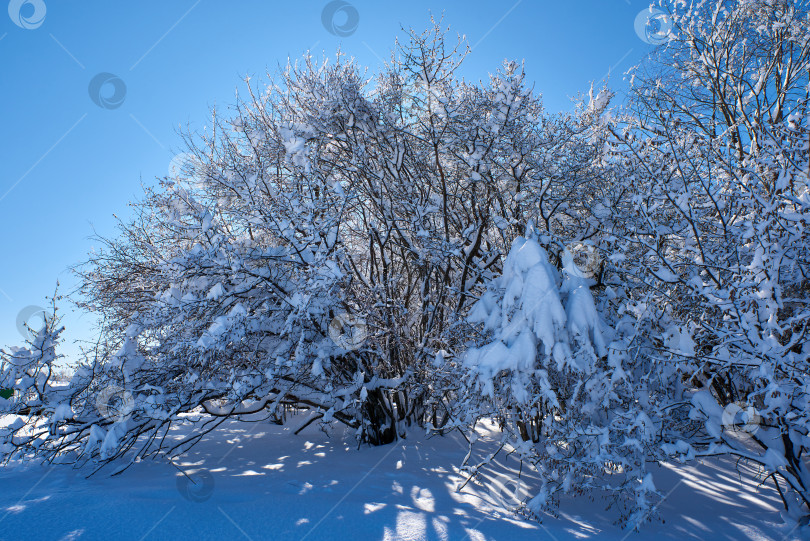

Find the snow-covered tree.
xmin=0 ymin=22 xmax=608 ymax=470
xmin=602 ymin=0 xmax=810 ymax=527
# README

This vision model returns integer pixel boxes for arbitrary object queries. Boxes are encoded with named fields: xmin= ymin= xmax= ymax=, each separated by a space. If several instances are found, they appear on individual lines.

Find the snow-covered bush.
xmin=601 ymin=0 xmax=810 ymax=526
xmin=454 ymin=232 xmax=667 ymax=526
xmin=5 ymin=5 xmax=803 ymax=531
xmin=0 ymin=304 xmax=69 ymax=456
xmin=452 ymin=0 xmax=810 ymax=529
xmin=0 ymin=22 xmax=608 ymax=469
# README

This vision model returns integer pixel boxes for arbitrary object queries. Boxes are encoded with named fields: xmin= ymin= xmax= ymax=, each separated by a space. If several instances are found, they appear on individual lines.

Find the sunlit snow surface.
xmin=0 ymin=416 xmax=793 ymax=540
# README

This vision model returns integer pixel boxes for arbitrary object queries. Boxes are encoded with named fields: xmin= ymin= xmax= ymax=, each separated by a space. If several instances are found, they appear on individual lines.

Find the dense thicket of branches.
xmin=1 ymin=1 xmax=808 ymax=530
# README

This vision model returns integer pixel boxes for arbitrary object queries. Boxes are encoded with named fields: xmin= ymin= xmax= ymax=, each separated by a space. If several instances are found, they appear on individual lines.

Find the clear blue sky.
xmin=0 ymin=0 xmax=660 ymax=362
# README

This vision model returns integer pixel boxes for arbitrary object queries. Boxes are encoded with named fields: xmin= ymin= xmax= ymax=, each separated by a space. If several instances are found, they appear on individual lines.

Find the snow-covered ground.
xmin=0 ymin=415 xmax=795 ymax=540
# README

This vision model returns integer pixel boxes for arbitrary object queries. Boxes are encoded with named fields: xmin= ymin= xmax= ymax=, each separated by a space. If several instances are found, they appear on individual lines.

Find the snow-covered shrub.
xmin=602 ymin=0 xmax=810 ymax=527
xmin=10 ymin=7 xmax=805 ymax=531
xmin=452 ymin=1 xmax=810 ymax=528
xmin=0 ymin=304 xmax=68 ymax=456
xmin=0 ymin=22 xmax=610 ymax=469
xmin=455 ymin=232 xmax=667 ymax=526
